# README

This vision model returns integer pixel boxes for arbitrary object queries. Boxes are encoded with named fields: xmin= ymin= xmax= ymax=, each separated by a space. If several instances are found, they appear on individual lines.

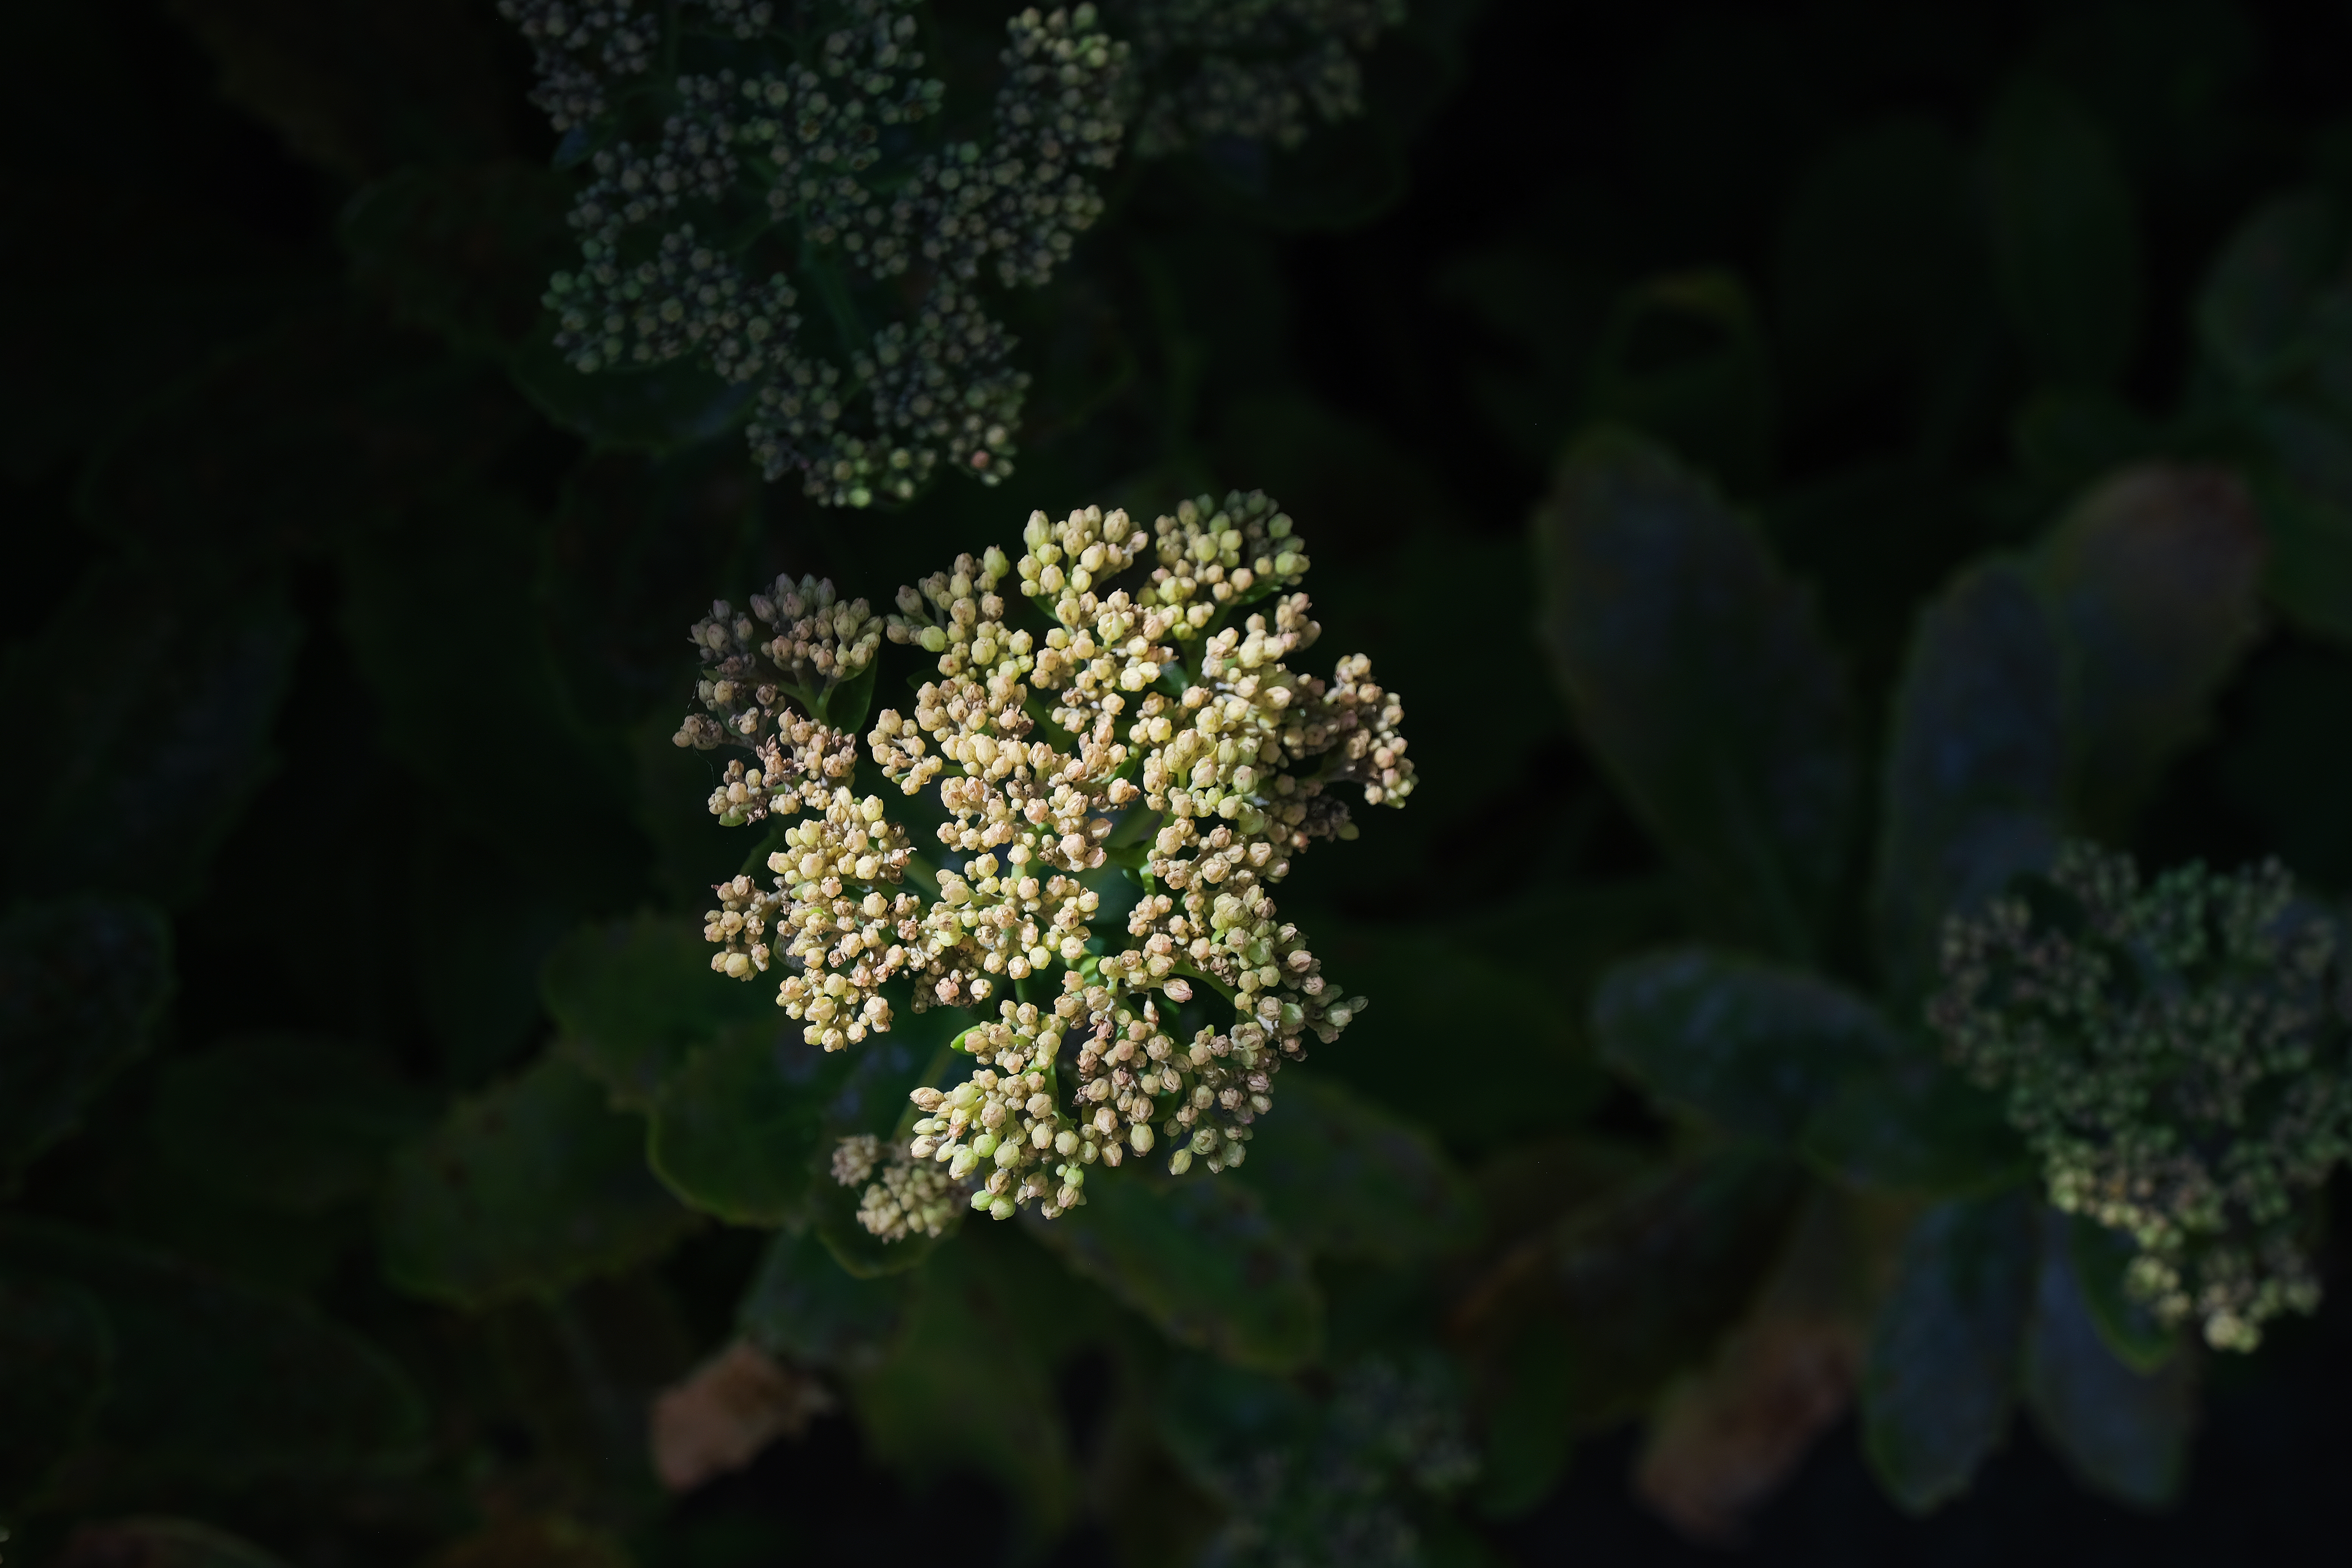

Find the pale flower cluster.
xmin=1929 ymin=843 xmax=2352 ymax=1351
xmin=678 ymin=493 xmax=1409 ymax=1236
xmin=1113 ymin=0 xmax=1408 ymax=155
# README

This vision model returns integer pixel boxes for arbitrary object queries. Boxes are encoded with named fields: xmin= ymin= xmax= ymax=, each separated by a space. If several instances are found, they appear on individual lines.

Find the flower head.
xmin=1929 ymin=843 xmax=2352 ymax=1351
xmin=683 ymin=493 xmax=1410 ymax=1232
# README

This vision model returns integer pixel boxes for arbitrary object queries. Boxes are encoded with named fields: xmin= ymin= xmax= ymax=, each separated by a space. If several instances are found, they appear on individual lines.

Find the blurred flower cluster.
xmin=1931 ymin=844 xmax=2352 ymax=1350
xmin=678 ymin=494 xmax=1412 ymax=1231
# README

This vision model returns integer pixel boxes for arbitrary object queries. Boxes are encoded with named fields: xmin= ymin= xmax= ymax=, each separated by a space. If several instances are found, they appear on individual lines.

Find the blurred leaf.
xmin=410 ymin=820 xmax=575 ymax=1088
xmin=0 ymin=566 xmax=298 ymax=907
xmin=166 ymin=0 xmax=511 ymax=179
xmin=343 ymin=164 xmax=571 ymax=356
xmin=2035 ymin=465 xmax=2265 ymax=835
xmin=649 ymin=1022 xmax=854 ymax=1227
xmin=52 ymin=1519 xmax=290 ymax=1568
xmin=2197 ymin=191 xmax=2350 ymax=394
xmin=1859 ymin=1191 xmax=2037 ymax=1513
xmin=1982 ymin=80 xmax=2142 ymax=388
xmin=1460 ymin=1148 xmax=1804 ymax=1442
xmin=1471 ymin=1325 xmax=1574 ymax=1520
xmin=543 ymin=914 xmax=778 ymax=1109
xmin=2068 ymin=1215 xmax=2179 ymax=1375
xmin=0 ymin=898 xmax=172 ymax=1184
xmin=2248 ymin=401 xmax=2352 ymax=642
xmin=2024 ymin=1210 xmax=2196 ymax=1508
xmin=737 ymin=1225 xmax=911 ymax=1373
xmin=151 ymin=1035 xmax=430 ymax=1213
xmin=1588 ymin=271 xmax=1775 ymax=492
xmin=1027 ymin=1174 xmax=1323 ymax=1372
xmin=0 ymin=1220 xmax=425 ymax=1488
xmin=1801 ymin=1052 xmax=2032 ymax=1198
xmin=0 ymin=1272 xmax=109 ymax=1513
xmin=2011 ymin=387 xmax=2156 ymax=496
xmin=1239 ymin=1070 xmax=1477 ymax=1262
xmin=1592 ymin=948 xmax=1896 ymax=1144
xmin=1873 ymin=559 xmax=2067 ymax=1004
xmin=2214 ymin=644 xmax=2352 ymax=887
xmin=508 ymin=342 xmax=755 ymax=456
xmin=850 ymin=1230 xmax=1075 ymax=1534
xmin=380 ymin=1056 xmax=698 ymax=1307
xmin=421 ymin=1515 xmax=634 ymax=1568
xmin=1535 ymin=428 xmax=1856 ymax=962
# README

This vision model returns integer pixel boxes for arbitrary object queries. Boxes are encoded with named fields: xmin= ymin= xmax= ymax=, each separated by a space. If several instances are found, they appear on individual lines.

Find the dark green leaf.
xmin=1026 ymin=1174 xmax=1323 ymax=1372
xmin=817 ymin=660 xmax=878 ymax=735
xmin=849 ymin=1230 xmax=1075 ymax=1533
xmin=0 ymin=1220 xmax=425 ymax=1487
xmin=1587 ymin=271 xmax=1775 ymax=492
xmin=1534 ymin=428 xmax=1856 ymax=962
xmin=737 ymin=1226 xmax=911 ymax=1373
xmin=342 ymin=164 xmax=571 ymax=356
xmin=507 ymin=341 xmax=753 ymax=456
xmin=0 ymin=898 xmax=172 ymax=1184
xmin=0 ymin=566 xmax=298 ymax=907
xmin=1238 ymin=1070 xmax=1478 ymax=1262
xmin=380 ymin=1055 xmax=698 ymax=1307
xmin=2196 ymin=191 xmax=2349 ymax=393
xmin=2249 ymin=401 xmax=2352 ymax=642
xmin=1982 ymin=80 xmax=2142 ymax=388
xmin=1459 ymin=1148 xmax=1804 ymax=1437
xmin=1591 ymin=948 xmax=1896 ymax=1143
xmin=2068 ymin=1215 xmax=2180 ymax=1374
xmin=1801 ymin=1052 xmax=2032 ymax=1197
xmin=1470 ymin=1325 xmax=1575 ymax=1520
xmin=650 ymin=1022 xmax=854 ymax=1227
xmin=1859 ymin=1192 xmax=2037 ymax=1513
xmin=1873 ymin=559 xmax=2068 ymax=1004
xmin=151 ymin=1035 xmax=430 ymax=1213
xmin=543 ymin=913 xmax=779 ymax=1108
xmin=51 ymin=1519 xmax=290 ymax=1568
xmin=0 ymin=1272 xmax=109 ymax=1513
xmin=2035 ymin=466 xmax=2265 ymax=835
xmin=2024 ymin=1210 xmax=2196 ymax=1508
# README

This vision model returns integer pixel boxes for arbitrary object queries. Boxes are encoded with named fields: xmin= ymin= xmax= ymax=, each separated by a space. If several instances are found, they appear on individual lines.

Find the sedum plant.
xmin=1930 ymin=844 xmax=2352 ymax=1351
xmin=674 ymin=493 xmax=1412 ymax=1232
xmin=501 ymin=0 xmax=1407 ymax=506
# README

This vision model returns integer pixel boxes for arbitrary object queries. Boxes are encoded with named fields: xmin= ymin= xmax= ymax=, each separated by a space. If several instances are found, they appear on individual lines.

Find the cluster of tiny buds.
xmin=833 ymin=1133 xmax=967 ymax=1242
xmin=686 ymin=495 xmax=1410 ymax=1231
xmin=1930 ymin=842 xmax=2352 ymax=1351
xmin=1115 ymin=0 xmax=1408 ymax=156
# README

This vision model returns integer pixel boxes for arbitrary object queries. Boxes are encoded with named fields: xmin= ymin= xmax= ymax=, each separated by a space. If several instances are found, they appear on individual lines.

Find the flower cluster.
xmin=516 ymin=0 xmax=1130 ymax=506
xmin=1928 ymin=843 xmax=2352 ymax=1351
xmin=681 ymin=494 xmax=1409 ymax=1235
xmin=1113 ymin=0 xmax=1408 ymax=156
xmin=830 ymin=1133 xmax=967 ymax=1242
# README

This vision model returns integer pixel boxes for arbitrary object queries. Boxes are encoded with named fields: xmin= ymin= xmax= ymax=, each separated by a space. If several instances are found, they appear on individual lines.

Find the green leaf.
xmin=737 ymin=1226 xmax=911 ymax=1373
xmin=0 ymin=898 xmax=172 ymax=1185
xmin=0 ymin=565 xmax=298 ymax=907
xmin=543 ymin=913 xmax=779 ymax=1108
xmin=2067 ymin=1215 xmax=2180 ymax=1374
xmin=2196 ymin=190 xmax=2349 ymax=394
xmin=817 ymin=659 xmax=878 ymax=735
xmin=1471 ymin=1325 xmax=1576 ymax=1519
xmin=1026 ymin=1174 xmax=1323 ymax=1372
xmin=1534 ymin=428 xmax=1856 ymax=962
xmin=1801 ymin=1052 xmax=2032 ymax=1197
xmin=1859 ymin=1192 xmax=2037 ymax=1513
xmin=151 ymin=1035 xmax=430 ymax=1214
xmin=2248 ymin=401 xmax=2352 ymax=642
xmin=1873 ymin=559 xmax=2068 ymax=1004
xmin=1237 ymin=1070 xmax=1477 ymax=1262
xmin=342 ymin=164 xmax=572 ymax=357
xmin=649 ymin=1023 xmax=854 ymax=1227
xmin=0 ymin=1220 xmax=425 ymax=1487
xmin=44 ymin=1519 xmax=291 ymax=1568
xmin=1459 ymin=1148 xmax=1805 ymax=1440
xmin=849 ymin=1230 xmax=1075 ymax=1534
xmin=2024 ymin=1210 xmax=2196 ymax=1508
xmin=507 ymin=341 xmax=753 ymax=456
xmin=0 ymin=1272 xmax=109 ymax=1513
xmin=380 ymin=1055 xmax=698 ymax=1307
xmin=2035 ymin=466 xmax=2265 ymax=835
xmin=1586 ymin=271 xmax=1775 ymax=492
xmin=1591 ymin=948 xmax=1896 ymax=1143
xmin=1981 ymin=80 xmax=2142 ymax=388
